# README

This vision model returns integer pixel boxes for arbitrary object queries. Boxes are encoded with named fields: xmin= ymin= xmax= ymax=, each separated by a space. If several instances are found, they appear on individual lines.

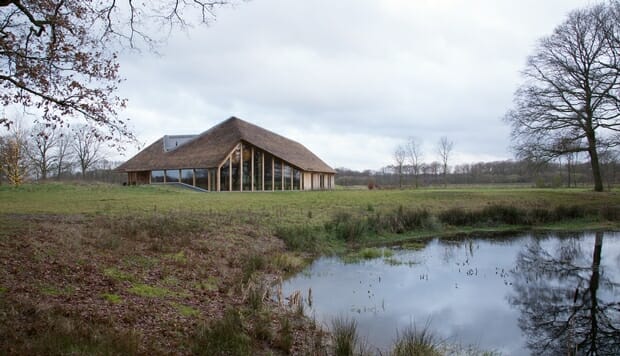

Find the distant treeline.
xmin=336 ymin=159 xmax=620 ymax=189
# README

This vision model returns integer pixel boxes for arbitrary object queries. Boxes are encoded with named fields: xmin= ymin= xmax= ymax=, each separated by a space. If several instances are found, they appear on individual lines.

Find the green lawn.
xmin=1 ymin=182 xmax=618 ymax=225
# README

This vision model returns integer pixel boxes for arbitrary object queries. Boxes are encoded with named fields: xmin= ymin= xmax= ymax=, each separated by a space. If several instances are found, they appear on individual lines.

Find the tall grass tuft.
xmin=191 ymin=308 xmax=251 ymax=356
xmin=331 ymin=316 xmax=359 ymax=356
xmin=242 ymin=254 xmax=266 ymax=282
xmin=392 ymin=321 xmax=443 ymax=356
xmin=326 ymin=212 xmax=367 ymax=242
xmin=275 ymin=224 xmax=324 ymax=253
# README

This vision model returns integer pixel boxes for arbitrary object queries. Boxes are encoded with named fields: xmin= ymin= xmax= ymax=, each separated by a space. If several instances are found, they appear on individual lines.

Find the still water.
xmin=282 ymin=232 xmax=620 ymax=355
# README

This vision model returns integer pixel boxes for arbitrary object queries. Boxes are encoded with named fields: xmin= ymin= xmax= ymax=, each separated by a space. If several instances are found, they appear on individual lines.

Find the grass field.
xmin=1 ymin=182 xmax=619 ymax=355
xmin=2 ymin=181 xmax=618 ymax=221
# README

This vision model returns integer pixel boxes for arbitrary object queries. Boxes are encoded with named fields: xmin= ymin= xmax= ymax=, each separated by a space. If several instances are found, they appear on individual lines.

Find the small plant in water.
xmin=332 ymin=315 xmax=358 ymax=356
xmin=392 ymin=321 xmax=443 ymax=356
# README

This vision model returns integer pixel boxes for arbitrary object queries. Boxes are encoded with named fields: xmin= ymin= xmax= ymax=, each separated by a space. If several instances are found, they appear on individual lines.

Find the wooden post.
xmin=240 ymin=145 xmax=243 ymax=192
xmin=229 ymin=158 xmax=232 ymax=191
xmin=281 ymin=162 xmax=284 ymax=191
xmin=217 ymin=166 xmax=221 ymax=192
xmin=290 ymin=167 xmax=294 ymax=190
xmin=272 ymin=158 xmax=275 ymax=191
xmin=261 ymin=152 xmax=265 ymax=191
xmin=207 ymin=169 xmax=211 ymax=191
xmin=251 ymin=147 xmax=254 ymax=192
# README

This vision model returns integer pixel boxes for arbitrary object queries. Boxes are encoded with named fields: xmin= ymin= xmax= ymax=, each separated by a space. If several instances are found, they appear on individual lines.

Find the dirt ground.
xmin=0 ymin=213 xmax=325 ymax=355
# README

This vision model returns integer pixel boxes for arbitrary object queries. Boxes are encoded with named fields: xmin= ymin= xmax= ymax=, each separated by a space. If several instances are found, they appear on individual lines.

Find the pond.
xmin=281 ymin=232 xmax=620 ymax=355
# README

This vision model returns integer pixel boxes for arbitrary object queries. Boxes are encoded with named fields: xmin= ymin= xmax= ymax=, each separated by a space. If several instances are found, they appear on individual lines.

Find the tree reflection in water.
xmin=509 ymin=232 xmax=620 ymax=355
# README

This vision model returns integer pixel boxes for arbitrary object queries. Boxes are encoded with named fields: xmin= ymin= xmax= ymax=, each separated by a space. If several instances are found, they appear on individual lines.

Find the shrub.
xmin=326 ymin=212 xmax=366 ymax=242
xmin=600 ymin=205 xmax=620 ymax=221
xmin=479 ymin=204 xmax=526 ymax=225
xmin=553 ymin=205 xmax=587 ymax=220
xmin=438 ymin=207 xmax=475 ymax=226
xmin=275 ymin=225 xmax=323 ymax=253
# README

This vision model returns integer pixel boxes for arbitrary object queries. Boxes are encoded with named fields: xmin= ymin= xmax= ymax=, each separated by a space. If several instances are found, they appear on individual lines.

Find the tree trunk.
xmin=587 ymin=139 xmax=604 ymax=192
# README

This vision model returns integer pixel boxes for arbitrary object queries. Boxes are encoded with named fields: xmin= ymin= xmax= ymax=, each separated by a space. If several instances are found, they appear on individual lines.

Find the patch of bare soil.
xmin=0 ymin=213 xmax=325 ymax=355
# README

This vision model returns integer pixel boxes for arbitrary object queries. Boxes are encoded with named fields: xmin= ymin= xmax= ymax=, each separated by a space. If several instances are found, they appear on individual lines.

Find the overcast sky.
xmin=117 ymin=0 xmax=594 ymax=171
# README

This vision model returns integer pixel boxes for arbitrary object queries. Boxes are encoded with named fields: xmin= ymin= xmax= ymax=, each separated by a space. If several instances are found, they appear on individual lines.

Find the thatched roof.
xmin=116 ymin=117 xmax=335 ymax=173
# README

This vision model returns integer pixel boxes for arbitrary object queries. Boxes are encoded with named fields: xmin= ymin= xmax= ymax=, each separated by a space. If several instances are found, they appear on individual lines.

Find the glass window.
xmin=254 ymin=149 xmax=263 ymax=191
xmin=151 ymin=170 xmax=164 ymax=183
xmin=231 ymin=147 xmax=241 ymax=191
xmin=283 ymin=165 xmax=292 ymax=190
xmin=166 ymin=169 xmax=179 ymax=183
xmin=195 ymin=169 xmax=208 ymax=190
xmin=242 ymin=144 xmax=252 ymax=191
xmin=293 ymin=169 xmax=301 ymax=190
xmin=220 ymin=158 xmax=230 ymax=191
xmin=181 ymin=169 xmax=193 ymax=185
xmin=274 ymin=160 xmax=282 ymax=190
xmin=264 ymin=154 xmax=273 ymax=191
xmin=209 ymin=169 xmax=216 ymax=191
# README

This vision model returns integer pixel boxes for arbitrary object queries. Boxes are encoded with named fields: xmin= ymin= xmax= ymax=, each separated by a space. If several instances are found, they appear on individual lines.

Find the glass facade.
xmin=254 ymin=150 xmax=262 ymax=191
xmin=221 ymin=158 xmax=230 ymax=191
xmin=181 ymin=169 xmax=193 ymax=185
xmin=231 ymin=147 xmax=241 ymax=191
xmin=145 ymin=142 xmax=331 ymax=192
xmin=284 ymin=165 xmax=292 ymax=190
xmin=274 ymin=160 xmax=282 ymax=190
xmin=195 ymin=169 xmax=208 ymax=190
xmin=264 ymin=154 xmax=273 ymax=191
xmin=165 ymin=169 xmax=179 ymax=183
xmin=151 ymin=170 xmax=165 ymax=183
xmin=209 ymin=169 xmax=216 ymax=191
xmin=242 ymin=144 xmax=251 ymax=191
xmin=293 ymin=169 xmax=301 ymax=190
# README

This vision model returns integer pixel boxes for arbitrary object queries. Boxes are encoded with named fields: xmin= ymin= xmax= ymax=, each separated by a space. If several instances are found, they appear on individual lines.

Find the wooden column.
xmin=261 ymin=152 xmax=265 ymax=191
xmin=271 ymin=159 xmax=275 ymax=191
xmin=251 ymin=147 xmax=254 ymax=192
xmin=290 ymin=167 xmax=293 ymax=190
xmin=240 ymin=145 xmax=243 ymax=192
xmin=216 ymin=167 xmax=220 ymax=192
xmin=229 ymin=159 xmax=232 ymax=191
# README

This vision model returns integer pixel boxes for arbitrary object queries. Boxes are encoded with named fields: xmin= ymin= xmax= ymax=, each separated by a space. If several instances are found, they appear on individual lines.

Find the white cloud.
xmin=116 ymin=0 xmax=592 ymax=170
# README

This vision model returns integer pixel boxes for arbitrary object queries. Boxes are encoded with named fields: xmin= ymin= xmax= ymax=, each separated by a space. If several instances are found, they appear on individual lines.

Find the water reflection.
xmin=509 ymin=232 xmax=620 ymax=355
xmin=281 ymin=232 xmax=620 ymax=354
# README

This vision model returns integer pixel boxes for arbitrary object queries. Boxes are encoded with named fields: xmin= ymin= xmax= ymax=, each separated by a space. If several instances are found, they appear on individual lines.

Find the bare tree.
xmin=438 ymin=136 xmax=454 ymax=187
xmin=72 ymin=125 xmax=103 ymax=178
xmin=28 ymin=124 xmax=58 ymax=180
xmin=0 ymin=1 xmax=235 ymax=142
xmin=394 ymin=144 xmax=406 ymax=189
xmin=505 ymin=4 xmax=620 ymax=192
xmin=406 ymin=137 xmax=423 ymax=188
xmin=0 ymin=121 xmax=30 ymax=186
xmin=55 ymin=129 xmax=73 ymax=179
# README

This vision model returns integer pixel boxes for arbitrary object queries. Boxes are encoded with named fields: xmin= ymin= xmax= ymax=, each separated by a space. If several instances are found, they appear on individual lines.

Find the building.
xmin=115 ymin=117 xmax=336 ymax=191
